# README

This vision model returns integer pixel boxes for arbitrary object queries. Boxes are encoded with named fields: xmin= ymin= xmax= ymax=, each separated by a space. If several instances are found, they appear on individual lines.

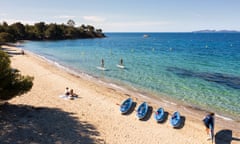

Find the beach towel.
xmin=59 ymin=95 xmax=77 ymax=100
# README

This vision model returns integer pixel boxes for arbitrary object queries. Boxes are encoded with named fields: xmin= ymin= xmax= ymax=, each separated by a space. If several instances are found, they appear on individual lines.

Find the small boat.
xmin=143 ymin=34 xmax=149 ymax=38
xmin=136 ymin=102 xmax=148 ymax=119
xmin=120 ymin=98 xmax=133 ymax=114
xmin=154 ymin=107 xmax=165 ymax=122
xmin=170 ymin=111 xmax=181 ymax=128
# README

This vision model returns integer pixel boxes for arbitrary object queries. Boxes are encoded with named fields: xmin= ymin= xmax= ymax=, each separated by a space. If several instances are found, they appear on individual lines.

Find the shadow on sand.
xmin=121 ymin=102 xmax=137 ymax=116
xmin=172 ymin=116 xmax=186 ymax=129
xmin=0 ymin=103 xmax=104 ymax=144
xmin=140 ymin=106 xmax=153 ymax=121
xmin=155 ymin=112 xmax=169 ymax=124
xmin=215 ymin=129 xmax=240 ymax=144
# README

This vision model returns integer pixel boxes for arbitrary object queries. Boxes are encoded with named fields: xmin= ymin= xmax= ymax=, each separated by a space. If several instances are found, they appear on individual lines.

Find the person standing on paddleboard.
xmin=120 ymin=58 xmax=123 ymax=65
xmin=101 ymin=58 xmax=104 ymax=67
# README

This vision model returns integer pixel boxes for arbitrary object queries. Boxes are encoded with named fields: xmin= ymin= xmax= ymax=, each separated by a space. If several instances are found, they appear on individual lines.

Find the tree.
xmin=96 ymin=29 xmax=102 ymax=33
xmin=45 ymin=24 xmax=63 ymax=40
xmin=0 ymin=50 xmax=33 ymax=100
xmin=67 ymin=19 xmax=75 ymax=27
xmin=0 ymin=21 xmax=105 ymax=41
xmin=10 ymin=22 xmax=26 ymax=40
xmin=34 ymin=22 xmax=46 ymax=39
xmin=64 ymin=26 xmax=79 ymax=39
xmin=25 ymin=24 xmax=37 ymax=40
xmin=0 ymin=21 xmax=8 ymax=32
xmin=86 ymin=25 xmax=95 ymax=32
xmin=0 ymin=32 xmax=15 ymax=44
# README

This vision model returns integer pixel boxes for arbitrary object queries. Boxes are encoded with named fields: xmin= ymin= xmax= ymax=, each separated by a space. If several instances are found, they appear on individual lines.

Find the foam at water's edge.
xmin=26 ymin=49 xmax=240 ymax=122
xmin=216 ymin=114 xmax=234 ymax=121
xmin=21 ymin=34 xmax=240 ymax=120
xmin=23 ymin=49 xmax=98 ymax=82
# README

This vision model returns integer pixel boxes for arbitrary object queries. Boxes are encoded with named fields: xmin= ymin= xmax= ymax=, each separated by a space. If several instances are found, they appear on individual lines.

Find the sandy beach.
xmin=1 ymin=45 xmax=240 ymax=144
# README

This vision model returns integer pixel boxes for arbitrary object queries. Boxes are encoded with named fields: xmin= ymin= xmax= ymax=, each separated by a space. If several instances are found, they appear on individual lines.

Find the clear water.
xmin=23 ymin=33 xmax=240 ymax=120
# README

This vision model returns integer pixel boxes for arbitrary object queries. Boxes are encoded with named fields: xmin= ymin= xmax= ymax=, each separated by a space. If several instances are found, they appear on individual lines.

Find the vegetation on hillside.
xmin=0 ymin=20 xmax=105 ymax=44
xmin=0 ymin=49 xmax=33 ymax=101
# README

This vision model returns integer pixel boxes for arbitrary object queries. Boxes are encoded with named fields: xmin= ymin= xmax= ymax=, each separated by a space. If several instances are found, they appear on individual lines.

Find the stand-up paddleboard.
xmin=116 ymin=64 xmax=125 ymax=69
xmin=97 ymin=66 xmax=107 ymax=71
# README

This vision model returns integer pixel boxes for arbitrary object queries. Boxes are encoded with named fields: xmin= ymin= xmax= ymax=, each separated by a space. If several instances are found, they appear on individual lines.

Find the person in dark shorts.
xmin=203 ymin=113 xmax=215 ymax=141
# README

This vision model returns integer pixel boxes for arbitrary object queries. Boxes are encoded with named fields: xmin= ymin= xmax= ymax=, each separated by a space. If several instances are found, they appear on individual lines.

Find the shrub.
xmin=0 ymin=50 xmax=33 ymax=100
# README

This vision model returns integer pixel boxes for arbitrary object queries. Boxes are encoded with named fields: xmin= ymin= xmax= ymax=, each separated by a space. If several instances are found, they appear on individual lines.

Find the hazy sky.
xmin=1 ymin=0 xmax=240 ymax=32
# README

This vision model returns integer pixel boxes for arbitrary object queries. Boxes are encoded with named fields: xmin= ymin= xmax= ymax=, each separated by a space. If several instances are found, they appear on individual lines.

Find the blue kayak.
xmin=136 ymin=102 xmax=148 ymax=119
xmin=170 ymin=111 xmax=181 ymax=128
xmin=154 ymin=107 xmax=165 ymax=122
xmin=120 ymin=98 xmax=133 ymax=114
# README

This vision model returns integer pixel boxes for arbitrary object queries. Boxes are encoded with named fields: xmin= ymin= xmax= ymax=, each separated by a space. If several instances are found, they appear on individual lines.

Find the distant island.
xmin=0 ymin=20 xmax=105 ymax=44
xmin=192 ymin=30 xmax=240 ymax=33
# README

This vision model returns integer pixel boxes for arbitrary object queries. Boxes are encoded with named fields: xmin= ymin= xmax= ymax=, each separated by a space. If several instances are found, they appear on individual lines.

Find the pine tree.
xmin=0 ymin=50 xmax=33 ymax=100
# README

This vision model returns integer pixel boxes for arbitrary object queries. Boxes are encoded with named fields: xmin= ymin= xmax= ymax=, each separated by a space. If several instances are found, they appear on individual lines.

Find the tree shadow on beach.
xmin=0 ymin=103 xmax=104 ymax=144
xmin=215 ymin=129 xmax=240 ymax=144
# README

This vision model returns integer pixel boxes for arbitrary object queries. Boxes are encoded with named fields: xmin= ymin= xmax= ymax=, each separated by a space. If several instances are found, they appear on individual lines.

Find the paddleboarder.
xmin=101 ymin=58 xmax=104 ymax=67
xmin=120 ymin=58 xmax=123 ymax=65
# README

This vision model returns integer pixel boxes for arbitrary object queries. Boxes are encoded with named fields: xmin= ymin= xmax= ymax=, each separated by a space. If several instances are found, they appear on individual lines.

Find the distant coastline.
xmin=192 ymin=29 xmax=240 ymax=33
xmin=0 ymin=20 xmax=105 ymax=45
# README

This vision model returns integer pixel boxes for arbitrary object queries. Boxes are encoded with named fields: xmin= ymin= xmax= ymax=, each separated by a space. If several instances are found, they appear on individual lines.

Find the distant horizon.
xmin=104 ymin=30 xmax=240 ymax=33
xmin=1 ymin=20 xmax=240 ymax=33
xmin=2 ymin=20 xmax=240 ymax=33
xmin=1 ymin=0 xmax=240 ymax=32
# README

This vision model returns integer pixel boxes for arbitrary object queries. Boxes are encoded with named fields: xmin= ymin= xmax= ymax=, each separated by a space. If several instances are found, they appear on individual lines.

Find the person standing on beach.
xmin=203 ymin=113 xmax=215 ymax=141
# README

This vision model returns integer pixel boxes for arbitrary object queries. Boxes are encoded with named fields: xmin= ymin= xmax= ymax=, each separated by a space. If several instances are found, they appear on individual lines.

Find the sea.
xmin=22 ymin=33 xmax=240 ymax=120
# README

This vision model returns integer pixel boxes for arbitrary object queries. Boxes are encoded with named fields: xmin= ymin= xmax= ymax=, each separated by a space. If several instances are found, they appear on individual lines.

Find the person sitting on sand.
xmin=70 ymin=89 xmax=76 ymax=97
xmin=65 ymin=87 xmax=70 ymax=96
xmin=203 ymin=113 xmax=215 ymax=140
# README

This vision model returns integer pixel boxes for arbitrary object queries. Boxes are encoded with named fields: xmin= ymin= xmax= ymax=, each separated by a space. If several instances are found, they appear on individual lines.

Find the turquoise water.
xmin=23 ymin=33 xmax=240 ymax=120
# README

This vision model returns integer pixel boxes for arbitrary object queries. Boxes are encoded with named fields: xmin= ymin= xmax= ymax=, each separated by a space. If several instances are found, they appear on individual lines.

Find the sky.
xmin=1 ymin=0 xmax=240 ymax=32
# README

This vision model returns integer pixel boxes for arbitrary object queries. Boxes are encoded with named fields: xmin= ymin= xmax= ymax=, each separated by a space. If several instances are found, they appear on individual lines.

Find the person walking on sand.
xmin=203 ymin=113 xmax=215 ymax=142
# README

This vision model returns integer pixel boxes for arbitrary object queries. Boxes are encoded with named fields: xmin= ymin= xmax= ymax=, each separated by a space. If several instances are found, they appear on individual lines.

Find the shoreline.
xmin=22 ymin=45 xmax=239 ymax=122
xmin=1 ymin=45 xmax=240 ymax=143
